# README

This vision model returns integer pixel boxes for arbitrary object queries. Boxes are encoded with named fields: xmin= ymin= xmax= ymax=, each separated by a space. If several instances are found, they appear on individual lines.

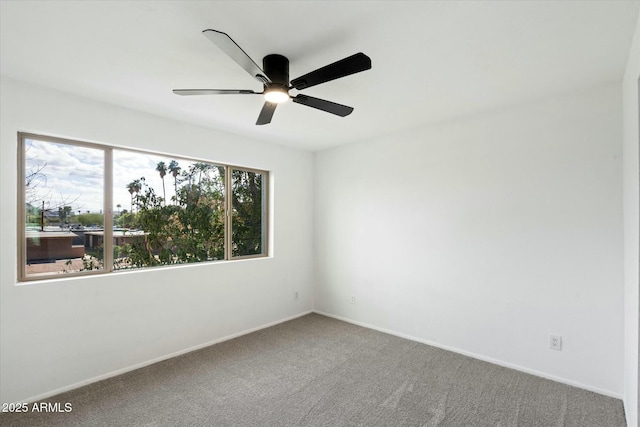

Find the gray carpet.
xmin=0 ymin=313 xmax=626 ymax=426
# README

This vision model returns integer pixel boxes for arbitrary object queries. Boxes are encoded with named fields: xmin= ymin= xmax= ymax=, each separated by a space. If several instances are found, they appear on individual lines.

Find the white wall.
xmin=0 ymin=73 xmax=630 ymax=409
xmin=314 ymin=82 xmax=624 ymax=397
xmin=623 ymin=13 xmax=640 ymax=427
xmin=0 ymin=77 xmax=314 ymax=403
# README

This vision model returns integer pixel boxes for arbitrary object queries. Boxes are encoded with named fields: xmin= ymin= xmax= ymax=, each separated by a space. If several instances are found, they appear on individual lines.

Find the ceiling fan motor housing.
xmin=263 ymin=54 xmax=289 ymax=92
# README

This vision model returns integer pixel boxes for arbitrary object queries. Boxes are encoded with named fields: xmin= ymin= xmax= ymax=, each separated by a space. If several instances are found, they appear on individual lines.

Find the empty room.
xmin=1 ymin=1 xmax=639 ymax=426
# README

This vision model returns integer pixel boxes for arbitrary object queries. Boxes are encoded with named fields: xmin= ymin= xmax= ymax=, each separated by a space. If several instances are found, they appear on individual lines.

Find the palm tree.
xmin=116 ymin=203 xmax=122 ymax=215
xmin=156 ymin=161 xmax=167 ymax=204
xmin=127 ymin=182 xmax=136 ymax=212
xmin=134 ymin=178 xmax=143 ymax=197
xmin=128 ymin=178 xmax=144 ymax=212
xmin=168 ymin=160 xmax=180 ymax=205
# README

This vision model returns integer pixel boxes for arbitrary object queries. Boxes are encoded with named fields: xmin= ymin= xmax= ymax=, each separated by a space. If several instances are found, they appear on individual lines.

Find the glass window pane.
xmin=231 ymin=169 xmax=266 ymax=257
xmin=112 ymin=151 xmax=225 ymax=270
xmin=24 ymin=138 xmax=105 ymax=277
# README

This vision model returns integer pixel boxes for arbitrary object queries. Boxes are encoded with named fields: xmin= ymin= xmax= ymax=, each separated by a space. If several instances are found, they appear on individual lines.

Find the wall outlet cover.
xmin=549 ymin=334 xmax=562 ymax=351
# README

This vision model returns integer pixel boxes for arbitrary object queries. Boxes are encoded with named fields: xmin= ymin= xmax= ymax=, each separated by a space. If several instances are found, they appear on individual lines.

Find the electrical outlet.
xmin=351 ymin=296 xmax=356 ymax=305
xmin=294 ymin=291 xmax=299 ymax=301
xmin=549 ymin=334 xmax=562 ymax=351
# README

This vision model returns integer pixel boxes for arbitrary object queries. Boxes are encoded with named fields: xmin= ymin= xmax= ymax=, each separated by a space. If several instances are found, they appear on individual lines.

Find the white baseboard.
xmin=17 ymin=309 xmax=621 ymax=404
xmin=313 ymin=310 xmax=623 ymax=400
xmin=18 ymin=310 xmax=313 ymax=404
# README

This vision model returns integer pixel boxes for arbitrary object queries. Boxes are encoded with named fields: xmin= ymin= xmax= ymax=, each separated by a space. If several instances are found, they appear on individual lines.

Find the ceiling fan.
xmin=173 ymin=29 xmax=372 ymax=125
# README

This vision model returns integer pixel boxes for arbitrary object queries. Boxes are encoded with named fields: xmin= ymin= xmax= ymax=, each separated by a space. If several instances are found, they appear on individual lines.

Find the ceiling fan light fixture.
xmin=264 ymin=87 xmax=290 ymax=104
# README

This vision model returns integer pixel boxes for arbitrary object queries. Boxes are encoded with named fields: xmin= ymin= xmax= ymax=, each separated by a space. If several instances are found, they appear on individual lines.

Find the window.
xmin=18 ymin=133 xmax=269 ymax=282
xmin=21 ymin=137 xmax=106 ymax=277
xmin=231 ymin=169 xmax=267 ymax=257
xmin=111 ymin=151 xmax=227 ymax=269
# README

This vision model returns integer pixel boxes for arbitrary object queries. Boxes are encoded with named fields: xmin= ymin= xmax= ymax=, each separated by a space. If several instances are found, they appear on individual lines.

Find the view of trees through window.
xmin=112 ymin=151 xmax=227 ymax=269
xmin=20 ymin=134 xmax=268 ymax=281
xmin=232 ymin=169 xmax=265 ymax=257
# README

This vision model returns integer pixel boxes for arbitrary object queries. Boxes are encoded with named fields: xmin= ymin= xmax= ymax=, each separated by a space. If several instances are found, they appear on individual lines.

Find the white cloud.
xmin=25 ymin=138 xmax=204 ymax=216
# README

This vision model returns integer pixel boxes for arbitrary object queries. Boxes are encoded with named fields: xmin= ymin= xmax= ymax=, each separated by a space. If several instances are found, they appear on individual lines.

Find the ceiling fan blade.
xmin=292 ymin=94 xmax=354 ymax=117
xmin=202 ymin=29 xmax=271 ymax=84
xmin=173 ymin=89 xmax=259 ymax=96
xmin=256 ymin=102 xmax=277 ymax=125
xmin=290 ymin=53 xmax=371 ymax=90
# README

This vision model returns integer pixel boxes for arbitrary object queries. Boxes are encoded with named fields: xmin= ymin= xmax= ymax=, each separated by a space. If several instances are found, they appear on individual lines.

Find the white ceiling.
xmin=1 ymin=1 xmax=639 ymax=151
